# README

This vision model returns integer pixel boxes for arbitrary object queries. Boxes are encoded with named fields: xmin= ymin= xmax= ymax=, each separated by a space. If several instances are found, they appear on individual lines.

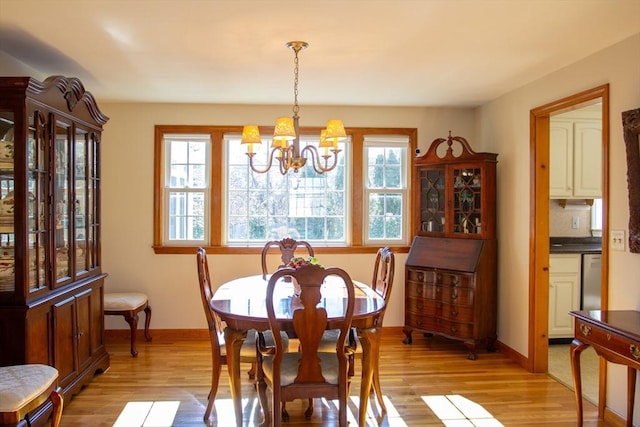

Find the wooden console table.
xmin=570 ymin=310 xmax=640 ymax=426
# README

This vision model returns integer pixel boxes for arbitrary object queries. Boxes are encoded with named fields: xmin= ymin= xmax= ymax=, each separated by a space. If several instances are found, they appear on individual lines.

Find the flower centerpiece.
xmin=286 ymin=256 xmax=322 ymax=296
xmin=287 ymin=256 xmax=323 ymax=268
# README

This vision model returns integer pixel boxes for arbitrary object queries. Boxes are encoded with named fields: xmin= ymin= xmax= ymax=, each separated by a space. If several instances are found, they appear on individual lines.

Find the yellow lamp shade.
xmin=241 ymin=125 xmax=262 ymax=144
xmin=273 ymin=117 xmax=296 ymax=140
xmin=325 ymin=119 xmax=346 ymax=140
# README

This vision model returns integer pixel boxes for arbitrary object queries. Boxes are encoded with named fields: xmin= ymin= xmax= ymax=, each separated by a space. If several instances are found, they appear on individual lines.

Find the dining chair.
xmin=197 ymin=247 xmax=289 ymax=422
xmin=261 ymin=237 xmax=314 ymax=280
xmin=256 ymin=263 xmax=355 ymax=426
xmin=317 ymin=246 xmax=395 ymax=413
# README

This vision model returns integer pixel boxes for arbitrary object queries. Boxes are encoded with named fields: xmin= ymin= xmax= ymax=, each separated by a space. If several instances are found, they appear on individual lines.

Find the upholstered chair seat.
xmin=0 ymin=364 xmax=63 ymax=427
xmin=104 ymin=292 xmax=152 ymax=357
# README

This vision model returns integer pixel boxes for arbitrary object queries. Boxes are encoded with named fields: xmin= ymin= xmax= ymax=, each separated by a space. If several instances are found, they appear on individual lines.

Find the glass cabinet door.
xmin=452 ymin=166 xmax=482 ymax=235
xmin=418 ymin=167 xmax=445 ymax=233
xmin=0 ymin=110 xmax=14 ymax=294
xmin=74 ymin=129 xmax=87 ymax=274
xmin=28 ymin=111 xmax=48 ymax=292
xmin=54 ymin=121 xmax=71 ymax=283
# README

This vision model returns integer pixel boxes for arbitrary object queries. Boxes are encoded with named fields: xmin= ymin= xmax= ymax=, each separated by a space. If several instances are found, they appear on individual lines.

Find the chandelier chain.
xmin=293 ymin=47 xmax=300 ymax=117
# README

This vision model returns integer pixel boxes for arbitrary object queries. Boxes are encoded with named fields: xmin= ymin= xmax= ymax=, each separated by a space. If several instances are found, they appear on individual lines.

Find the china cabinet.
xmin=0 ymin=76 xmax=109 ymax=415
xmin=404 ymin=133 xmax=497 ymax=359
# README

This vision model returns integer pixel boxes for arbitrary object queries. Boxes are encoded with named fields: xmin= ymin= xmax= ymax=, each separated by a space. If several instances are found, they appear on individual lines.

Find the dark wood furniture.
xmin=404 ymin=133 xmax=497 ymax=359
xmin=210 ymin=274 xmax=385 ymax=427
xmin=103 ymin=292 xmax=152 ymax=357
xmin=570 ymin=310 xmax=640 ymax=426
xmin=261 ymin=237 xmax=315 ymax=280
xmin=0 ymin=76 xmax=110 ymax=421
xmin=256 ymin=264 xmax=355 ymax=427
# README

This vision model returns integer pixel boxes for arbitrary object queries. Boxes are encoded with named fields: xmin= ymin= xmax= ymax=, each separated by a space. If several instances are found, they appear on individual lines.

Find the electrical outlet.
xmin=572 ymin=216 xmax=579 ymax=229
xmin=611 ymin=229 xmax=625 ymax=251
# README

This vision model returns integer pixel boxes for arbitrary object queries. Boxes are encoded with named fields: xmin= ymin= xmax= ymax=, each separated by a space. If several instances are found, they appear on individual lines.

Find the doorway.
xmin=529 ymin=85 xmax=610 ymax=414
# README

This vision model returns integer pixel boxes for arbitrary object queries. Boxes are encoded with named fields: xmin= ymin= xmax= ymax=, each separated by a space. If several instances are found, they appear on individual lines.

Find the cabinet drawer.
xmin=406 ymin=298 xmax=474 ymax=322
xmin=406 ymin=312 xmax=474 ymax=339
xmin=407 ymin=269 xmax=435 ymax=284
xmin=406 ymin=281 xmax=437 ymax=299
xmin=437 ymin=272 xmax=474 ymax=289
xmin=576 ymin=320 xmax=640 ymax=366
xmin=406 ymin=281 xmax=474 ymax=306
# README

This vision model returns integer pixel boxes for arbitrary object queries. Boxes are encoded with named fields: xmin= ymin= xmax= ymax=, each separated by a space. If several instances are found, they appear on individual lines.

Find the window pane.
xmin=168 ymin=191 xmax=205 ymax=240
xmin=226 ymin=134 xmax=347 ymax=244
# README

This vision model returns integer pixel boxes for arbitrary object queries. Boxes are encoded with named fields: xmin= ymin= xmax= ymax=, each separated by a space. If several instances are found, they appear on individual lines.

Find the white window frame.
xmin=363 ymin=135 xmax=409 ymax=245
xmin=162 ymin=133 xmax=211 ymax=245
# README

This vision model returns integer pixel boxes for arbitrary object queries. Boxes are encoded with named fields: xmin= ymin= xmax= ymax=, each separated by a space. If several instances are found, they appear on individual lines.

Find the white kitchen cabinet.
xmin=548 ymin=254 xmax=581 ymax=339
xmin=550 ymin=117 xmax=602 ymax=199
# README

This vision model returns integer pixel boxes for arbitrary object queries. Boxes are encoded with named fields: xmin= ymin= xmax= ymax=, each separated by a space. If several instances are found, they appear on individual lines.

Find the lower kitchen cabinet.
xmin=548 ymin=254 xmax=581 ymax=339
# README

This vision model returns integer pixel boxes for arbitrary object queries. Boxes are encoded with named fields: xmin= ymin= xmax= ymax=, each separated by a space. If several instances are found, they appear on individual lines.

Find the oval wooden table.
xmin=210 ymin=274 xmax=386 ymax=427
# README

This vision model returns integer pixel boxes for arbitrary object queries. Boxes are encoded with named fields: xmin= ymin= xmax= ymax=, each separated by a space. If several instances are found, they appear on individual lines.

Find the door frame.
xmin=529 ymin=84 xmax=609 ymax=412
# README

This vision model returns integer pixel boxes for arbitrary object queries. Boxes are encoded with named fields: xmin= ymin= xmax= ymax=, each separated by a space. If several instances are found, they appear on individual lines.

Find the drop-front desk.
xmin=570 ymin=310 xmax=640 ymax=427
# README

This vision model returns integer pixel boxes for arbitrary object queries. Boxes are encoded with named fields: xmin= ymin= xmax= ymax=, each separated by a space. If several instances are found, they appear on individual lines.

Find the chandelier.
xmin=241 ymin=41 xmax=346 ymax=174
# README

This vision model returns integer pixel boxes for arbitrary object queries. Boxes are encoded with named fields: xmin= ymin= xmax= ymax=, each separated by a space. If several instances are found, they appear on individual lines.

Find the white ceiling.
xmin=1 ymin=0 xmax=639 ymax=107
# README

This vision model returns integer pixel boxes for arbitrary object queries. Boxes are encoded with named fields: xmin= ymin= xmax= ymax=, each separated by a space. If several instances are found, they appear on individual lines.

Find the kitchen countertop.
xmin=549 ymin=237 xmax=602 ymax=254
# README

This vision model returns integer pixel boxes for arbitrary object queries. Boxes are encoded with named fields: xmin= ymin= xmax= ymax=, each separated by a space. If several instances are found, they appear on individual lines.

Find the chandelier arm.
xmin=300 ymin=145 xmax=340 ymax=174
xmin=247 ymin=148 xmax=284 ymax=174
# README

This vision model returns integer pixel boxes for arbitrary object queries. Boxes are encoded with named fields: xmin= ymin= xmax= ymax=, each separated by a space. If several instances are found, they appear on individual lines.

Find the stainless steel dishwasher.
xmin=581 ymin=253 xmax=601 ymax=310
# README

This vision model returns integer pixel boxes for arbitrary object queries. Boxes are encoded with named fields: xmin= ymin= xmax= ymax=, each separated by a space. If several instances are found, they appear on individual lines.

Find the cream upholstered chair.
xmin=261 ymin=237 xmax=314 ymax=280
xmin=256 ymin=264 xmax=355 ymax=426
xmin=0 ymin=364 xmax=63 ymax=427
xmin=196 ymin=247 xmax=289 ymax=422
xmin=104 ymin=292 xmax=152 ymax=357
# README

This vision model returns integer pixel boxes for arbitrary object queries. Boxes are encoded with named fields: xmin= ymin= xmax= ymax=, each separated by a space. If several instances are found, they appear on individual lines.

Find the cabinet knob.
xmin=579 ymin=324 xmax=591 ymax=336
xmin=451 ymin=290 xmax=458 ymax=300
xmin=417 ymin=304 xmax=423 ymax=311
xmin=631 ymin=344 xmax=640 ymax=360
xmin=450 ymin=326 xmax=458 ymax=333
xmin=416 ymin=286 xmax=423 ymax=295
xmin=451 ymin=310 xmax=458 ymax=317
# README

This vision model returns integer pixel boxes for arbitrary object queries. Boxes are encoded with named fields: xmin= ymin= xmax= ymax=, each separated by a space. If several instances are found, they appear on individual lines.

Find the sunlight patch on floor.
xmin=422 ymin=395 xmax=504 ymax=427
xmin=113 ymin=401 xmax=179 ymax=426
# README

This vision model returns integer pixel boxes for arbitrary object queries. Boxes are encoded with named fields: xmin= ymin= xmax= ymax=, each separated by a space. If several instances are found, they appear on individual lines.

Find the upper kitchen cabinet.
xmin=550 ymin=107 xmax=602 ymax=200
xmin=414 ymin=133 xmax=497 ymax=239
xmin=0 ymin=76 xmax=109 ymax=407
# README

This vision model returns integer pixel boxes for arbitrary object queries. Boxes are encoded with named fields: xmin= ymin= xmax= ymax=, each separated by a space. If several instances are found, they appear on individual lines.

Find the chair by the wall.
xmin=261 ymin=237 xmax=314 ymax=280
xmin=104 ymin=292 xmax=152 ymax=357
xmin=256 ymin=264 xmax=355 ymax=426
xmin=0 ymin=364 xmax=63 ymax=427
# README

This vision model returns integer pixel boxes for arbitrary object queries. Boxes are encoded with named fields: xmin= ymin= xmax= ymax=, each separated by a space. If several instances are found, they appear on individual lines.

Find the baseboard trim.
xmin=495 ymin=340 xmax=529 ymax=370
xmin=105 ymin=328 xmax=209 ymax=342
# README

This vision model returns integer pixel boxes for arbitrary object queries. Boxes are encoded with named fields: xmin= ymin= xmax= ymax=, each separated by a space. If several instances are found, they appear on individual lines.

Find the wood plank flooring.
xmin=60 ymin=329 xmax=604 ymax=426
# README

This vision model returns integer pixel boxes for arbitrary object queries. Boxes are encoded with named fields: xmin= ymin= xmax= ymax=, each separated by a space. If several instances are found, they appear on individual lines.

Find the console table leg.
xmin=627 ymin=367 xmax=636 ymax=427
xmin=570 ymin=338 xmax=590 ymax=426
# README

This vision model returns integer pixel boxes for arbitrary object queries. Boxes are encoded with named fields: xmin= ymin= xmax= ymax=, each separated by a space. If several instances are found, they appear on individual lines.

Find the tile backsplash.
xmin=549 ymin=200 xmax=593 ymax=237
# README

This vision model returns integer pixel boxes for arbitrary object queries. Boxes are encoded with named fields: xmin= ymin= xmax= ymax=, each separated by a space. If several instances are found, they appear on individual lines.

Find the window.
xmin=162 ymin=134 xmax=210 ymax=245
xmin=364 ymin=136 xmax=409 ymax=244
xmin=153 ymin=125 xmax=416 ymax=253
xmin=225 ymin=133 xmax=349 ymax=245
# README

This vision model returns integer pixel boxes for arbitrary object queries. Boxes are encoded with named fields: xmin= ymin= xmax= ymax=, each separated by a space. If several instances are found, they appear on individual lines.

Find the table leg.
xmin=627 ymin=367 xmax=636 ymax=427
xmin=224 ymin=327 xmax=248 ymax=427
xmin=357 ymin=327 xmax=382 ymax=427
xmin=570 ymin=338 xmax=590 ymax=426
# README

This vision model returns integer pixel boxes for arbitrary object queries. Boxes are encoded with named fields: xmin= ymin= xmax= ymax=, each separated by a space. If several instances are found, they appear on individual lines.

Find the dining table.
xmin=210 ymin=274 xmax=386 ymax=427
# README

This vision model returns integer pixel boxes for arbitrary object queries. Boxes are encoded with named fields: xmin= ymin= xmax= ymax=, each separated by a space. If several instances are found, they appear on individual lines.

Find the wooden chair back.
xmin=371 ymin=246 xmax=395 ymax=324
xmin=261 ymin=237 xmax=315 ymax=279
xmin=196 ymin=247 xmax=225 ymax=421
xmin=260 ymin=264 xmax=355 ymax=426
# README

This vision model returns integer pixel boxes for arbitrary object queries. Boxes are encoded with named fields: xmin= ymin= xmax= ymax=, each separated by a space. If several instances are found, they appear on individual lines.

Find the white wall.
xmin=477 ymin=33 xmax=640 ymax=422
xmin=98 ymin=103 xmax=476 ymax=330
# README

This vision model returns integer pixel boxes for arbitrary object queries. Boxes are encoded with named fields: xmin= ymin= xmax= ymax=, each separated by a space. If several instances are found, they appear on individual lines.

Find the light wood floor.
xmin=60 ymin=329 xmax=603 ymax=426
